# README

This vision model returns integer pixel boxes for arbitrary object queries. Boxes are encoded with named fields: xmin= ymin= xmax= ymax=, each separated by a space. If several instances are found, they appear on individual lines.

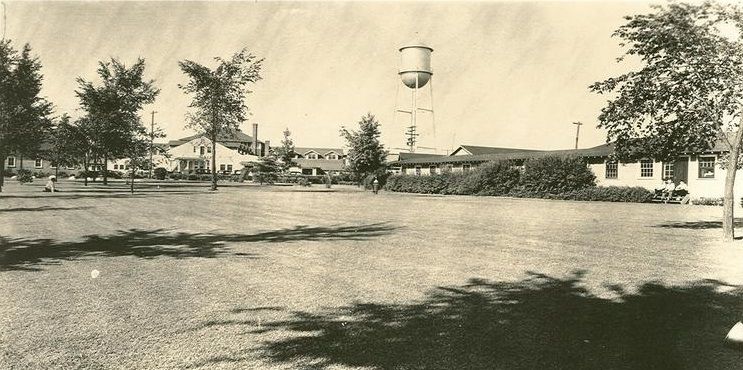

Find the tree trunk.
xmin=103 ymin=154 xmax=108 ymax=185
xmin=83 ymin=157 xmax=88 ymax=186
xmin=130 ymin=169 xmax=135 ymax=194
xmin=0 ymin=155 xmax=5 ymax=192
xmin=55 ymin=166 xmax=58 ymax=179
xmin=19 ymin=154 xmax=23 ymax=170
xmin=211 ymin=137 xmax=217 ymax=191
xmin=723 ymin=123 xmax=743 ymax=241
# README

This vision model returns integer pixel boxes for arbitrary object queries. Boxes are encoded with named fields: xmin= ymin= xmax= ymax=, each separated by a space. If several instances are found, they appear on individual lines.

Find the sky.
xmin=4 ymin=1 xmax=657 ymax=153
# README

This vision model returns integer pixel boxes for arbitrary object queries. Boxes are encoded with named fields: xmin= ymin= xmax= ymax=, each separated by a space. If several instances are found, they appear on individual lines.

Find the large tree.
xmin=0 ymin=41 xmax=53 ymax=192
xmin=340 ymin=113 xmax=388 ymax=184
xmin=591 ymin=1 xmax=743 ymax=241
xmin=178 ymin=49 xmax=263 ymax=191
xmin=76 ymin=58 xmax=159 ymax=185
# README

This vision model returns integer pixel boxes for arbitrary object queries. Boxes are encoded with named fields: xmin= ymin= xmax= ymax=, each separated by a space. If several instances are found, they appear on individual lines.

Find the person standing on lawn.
xmin=372 ymin=177 xmax=379 ymax=194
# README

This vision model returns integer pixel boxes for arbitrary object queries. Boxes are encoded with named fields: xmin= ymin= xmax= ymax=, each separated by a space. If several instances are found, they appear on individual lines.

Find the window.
xmin=699 ymin=156 xmax=715 ymax=178
xmin=34 ymin=159 xmax=43 ymax=168
xmin=193 ymin=146 xmax=196 ymax=153
xmin=443 ymin=164 xmax=453 ymax=173
xmin=302 ymin=168 xmax=313 ymax=175
xmin=200 ymin=146 xmax=205 ymax=155
xmin=114 ymin=164 xmax=119 ymax=170
xmin=227 ymin=164 xmax=233 ymax=172
xmin=402 ymin=168 xmax=407 ymax=175
xmin=207 ymin=146 xmax=212 ymax=153
xmin=307 ymin=153 xmax=318 ymax=159
xmin=327 ymin=153 xmax=337 ymax=160
xmin=640 ymin=159 xmax=653 ymax=178
xmin=605 ymin=161 xmax=618 ymax=179
xmin=463 ymin=164 xmax=471 ymax=173
xmin=415 ymin=166 xmax=421 ymax=176
xmin=220 ymin=164 xmax=226 ymax=171
xmin=7 ymin=156 xmax=15 ymax=167
xmin=429 ymin=165 xmax=437 ymax=175
xmin=663 ymin=162 xmax=674 ymax=180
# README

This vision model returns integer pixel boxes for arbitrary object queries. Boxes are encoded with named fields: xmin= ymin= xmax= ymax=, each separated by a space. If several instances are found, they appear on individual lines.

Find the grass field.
xmin=3 ymin=179 xmax=743 ymax=369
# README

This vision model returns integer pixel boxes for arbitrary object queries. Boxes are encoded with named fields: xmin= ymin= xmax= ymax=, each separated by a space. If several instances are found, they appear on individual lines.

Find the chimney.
xmin=264 ymin=140 xmax=270 ymax=157
xmin=252 ymin=123 xmax=259 ymax=157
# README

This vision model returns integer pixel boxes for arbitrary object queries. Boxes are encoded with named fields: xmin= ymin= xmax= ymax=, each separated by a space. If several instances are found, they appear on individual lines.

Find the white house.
xmin=168 ymin=136 xmax=259 ymax=174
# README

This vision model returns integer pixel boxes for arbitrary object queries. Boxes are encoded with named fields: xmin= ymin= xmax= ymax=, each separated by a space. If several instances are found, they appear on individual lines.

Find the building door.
xmin=673 ymin=157 xmax=688 ymax=185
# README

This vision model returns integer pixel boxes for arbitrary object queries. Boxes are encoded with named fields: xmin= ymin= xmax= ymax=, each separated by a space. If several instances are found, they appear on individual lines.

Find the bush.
xmin=154 ymin=167 xmax=168 ymax=180
xmin=520 ymin=155 xmax=595 ymax=193
xmin=3 ymin=169 xmax=14 ymax=177
xmin=297 ymin=177 xmax=311 ymax=187
xmin=169 ymin=172 xmax=183 ymax=180
xmin=78 ymin=170 xmax=98 ymax=179
xmin=17 ymin=169 xmax=33 ymax=183
xmin=508 ymin=186 xmax=653 ymax=203
xmin=696 ymin=197 xmax=725 ymax=206
xmin=468 ymin=161 xmax=521 ymax=196
xmin=33 ymin=171 xmax=50 ymax=178
xmin=187 ymin=174 xmax=198 ymax=181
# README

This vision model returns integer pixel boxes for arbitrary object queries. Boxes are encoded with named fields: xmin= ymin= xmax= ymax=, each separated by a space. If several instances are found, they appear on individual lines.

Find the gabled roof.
xmin=392 ymin=143 xmax=615 ymax=166
xmin=397 ymin=152 xmax=446 ymax=161
xmin=293 ymin=147 xmax=345 ymax=156
xmin=168 ymin=129 xmax=261 ymax=148
xmin=293 ymin=158 xmax=346 ymax=171
xmin=452 ymin=145 xmax=545 ymax=156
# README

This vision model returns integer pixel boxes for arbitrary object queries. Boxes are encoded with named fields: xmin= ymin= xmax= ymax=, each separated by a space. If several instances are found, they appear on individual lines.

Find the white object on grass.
xmin=91 ymin=269 xmax=100 ymax=279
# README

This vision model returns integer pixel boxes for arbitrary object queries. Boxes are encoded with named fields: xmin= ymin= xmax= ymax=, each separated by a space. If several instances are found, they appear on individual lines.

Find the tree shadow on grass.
xmin=653 ymin=218 xmax=743 ymax=229
xmin=0 ymin=222 xmax=399 ymax=271
xmin=0 ymin=206 xmax=93 ymax=213
xmin=198 ymin=272 xmax=743 ymax=369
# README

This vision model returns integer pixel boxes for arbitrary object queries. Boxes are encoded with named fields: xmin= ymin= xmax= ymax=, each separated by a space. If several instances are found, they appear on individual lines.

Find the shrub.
xmin=521 ymin=155 xmax=595 ymax=193
xmin=3 ymin=169 xmax=14 ymax=177
xmin=187 ymin=174 xmax=198 ymax=181
xmin=169 ymin=172 xmax=183 ymax=180
xmin=33 ymin=171 xmax=50 ymax=178
xmin=297 ymin=177 xmax=311 ymax=187
xmin=154 ymin=167 xmax=168 ymax=180
xmin=696 ymin=197 xmax=725 ymax=206
xmin=199 ymin=174 xmax=213 ymax=181
xmin=508 ymin=186 xmax=653 ymax=203
xmin=78 ymin=170 xmax=98 ymax=179
xmin=468 ymin=160 xmax=521 ymax=196
xmin=17 ymin=169 xmax=33 ymax=183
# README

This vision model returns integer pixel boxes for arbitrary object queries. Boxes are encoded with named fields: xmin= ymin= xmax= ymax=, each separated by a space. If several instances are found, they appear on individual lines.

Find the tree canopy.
xmin=76 ymin=58 xmax=159 ymax=184
xmin=340 ymin=113 xmax=388 ymax=183
xmin=591 ymin=1 xmax=743 ymax=240
xmin=178 ymin=49 xmax=263 ymax=190
xmin=0 ymin=40 xmax=53 ymax=192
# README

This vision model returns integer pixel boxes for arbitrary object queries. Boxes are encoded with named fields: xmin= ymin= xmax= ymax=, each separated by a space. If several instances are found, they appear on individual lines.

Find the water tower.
xmin=396 ymin=42 xmax=434 ymax=153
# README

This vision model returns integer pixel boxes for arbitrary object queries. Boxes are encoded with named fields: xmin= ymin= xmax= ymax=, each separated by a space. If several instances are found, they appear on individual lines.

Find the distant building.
xmin=166 ymin=130 xmax=266 ymax=174
xmin=289 ymin=147 xmax=347 ymax=176
xmin=389 ymin=141 xmax=740 ymax=199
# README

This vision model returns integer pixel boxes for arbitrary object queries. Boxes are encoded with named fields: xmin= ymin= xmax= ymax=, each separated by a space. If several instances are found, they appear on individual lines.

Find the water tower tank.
xmin=399 ymin=43 xmax=433 ymax=89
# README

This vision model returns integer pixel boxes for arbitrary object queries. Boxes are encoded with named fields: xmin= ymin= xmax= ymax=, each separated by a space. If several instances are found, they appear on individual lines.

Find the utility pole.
xmin=573 ymin=121 xmax=583 ymax=149
xmin=149 ymin=110 xmax=157 ymax=179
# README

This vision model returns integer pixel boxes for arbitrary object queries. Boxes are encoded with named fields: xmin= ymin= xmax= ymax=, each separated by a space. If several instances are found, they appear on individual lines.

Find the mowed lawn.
xmin=3 ymin=179 xmax=743 ymax=369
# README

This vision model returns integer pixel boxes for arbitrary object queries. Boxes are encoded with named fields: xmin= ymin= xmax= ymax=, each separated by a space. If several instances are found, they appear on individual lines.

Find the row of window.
xmin=6 ymin=157 xmax=44 ymax=168
xmin=294 ymin=153 xmax=340 ymax=160
xmin=605 ymin=157 xmax=716 ymax=179
xmin=193 ymin=145 xmax=212 ymax=155
xmin=406 ymin=164 xmax=471 ymax=175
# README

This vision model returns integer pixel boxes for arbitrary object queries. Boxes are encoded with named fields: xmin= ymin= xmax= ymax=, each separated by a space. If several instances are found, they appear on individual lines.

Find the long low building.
xmin=390 ymin=142 xmax=738 ymax=199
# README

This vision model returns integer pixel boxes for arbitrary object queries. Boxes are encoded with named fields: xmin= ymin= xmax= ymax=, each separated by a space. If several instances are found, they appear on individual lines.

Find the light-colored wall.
xmin=168 ymin=138 xmax=258 ymax=172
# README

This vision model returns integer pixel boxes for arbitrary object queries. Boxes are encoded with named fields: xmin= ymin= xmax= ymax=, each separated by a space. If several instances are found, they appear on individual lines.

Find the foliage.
xmin=16 ymin=169 xmax=33 ymax=184
xmin=520 ymin=156 xmax=595 ymax=194
xmin=465 ymin=160 xmax=521 ymax=196
xmin=590 ymin=2 xmax=743 ymax=238
xmin=187 ymin=174 xmax=198 ymax=181
xmin=274 ymin=127 xmax=295 ymax=170
xmin=153 ymin=167 xmax=168 ymax=180
xmin=76 ymin=58 xmax=159 ymax=186
xmin=45 ymin=114 xmax=88 ymax=172
xmin=297 ymin=177 xmax=311 ymax=187
xmin=690 ymin=197 xmax=725 ymax=206
xmin=0 ymin=41 xmax=54 ymax=192
xmin=340 ymin=113 xmax=388 ymax=183
xmin=254 ymin=156 xmax=281 ymax=185
xmin=510 ymin=186 xmax=654 ymax=203
xmin=178 ymin=48 xmax=263 ymax=191
xmin=169 ymin=172 xmax=184 ymax=180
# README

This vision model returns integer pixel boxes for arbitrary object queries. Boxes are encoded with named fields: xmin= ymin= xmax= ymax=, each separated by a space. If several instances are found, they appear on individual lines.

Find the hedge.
xmin=385 ymin=156 xmax=652 ymax=203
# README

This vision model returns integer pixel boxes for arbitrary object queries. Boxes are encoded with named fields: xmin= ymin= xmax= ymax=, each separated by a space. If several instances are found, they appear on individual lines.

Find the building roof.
xmin=293 ymin=147 xmax=344 ymax=156
xmin=452 ymin=145 xmax=545 ymax=156
xmin=293 ymin=158 xmax=346 ymax=172
xmin=397 ymin=152 xmax=446 ymax=161
xmin=392 ymin=143 xmax=615 ymax=166
xmin=167 ymin=130 xmax=261 ymax=149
